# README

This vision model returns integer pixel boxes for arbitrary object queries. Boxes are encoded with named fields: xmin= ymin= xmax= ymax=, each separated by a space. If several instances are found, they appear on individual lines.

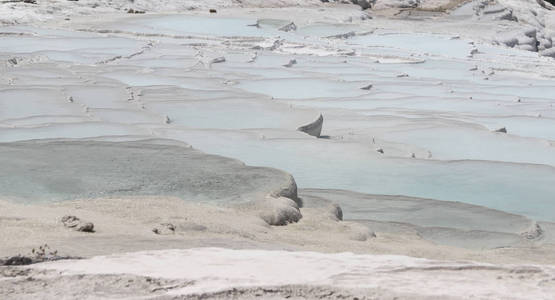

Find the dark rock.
xmin=127 ymin=8 xmax=145 ymax=14
xmin=1 ymin=253 xmax=82 ymax=266
xmin=331 ymin=203 xmax=343 ymax=221
xmin=2 ymin=255 xmax=33 ymax=266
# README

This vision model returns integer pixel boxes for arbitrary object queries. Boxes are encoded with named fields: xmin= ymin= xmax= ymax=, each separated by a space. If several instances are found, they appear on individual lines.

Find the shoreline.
xmin=2 ymin=188 xmax=555 ymax=266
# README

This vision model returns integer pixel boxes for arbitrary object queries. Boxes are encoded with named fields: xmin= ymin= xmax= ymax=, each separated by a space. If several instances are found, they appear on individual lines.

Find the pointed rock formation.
xmin=493 ymin=127 xmax=507 ymax=133
xmin=297 ymin=114 xmax=323 ymax=138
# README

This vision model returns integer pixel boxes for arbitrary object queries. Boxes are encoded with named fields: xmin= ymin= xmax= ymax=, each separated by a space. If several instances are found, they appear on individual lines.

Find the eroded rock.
xmin=152 ymin=223 xmax=176 ymax=235
xmin=329 ymin=203 xmax=343 ymax=221
xmin=258 ymin=196 xmax=302 ymax=226
xmin=61 ymin=215 xmax=94 ymax=232
xmin=521 ymin=223 xmax=544 ymax=240
xmin=77 ymin=222 xmax=95 ymax=232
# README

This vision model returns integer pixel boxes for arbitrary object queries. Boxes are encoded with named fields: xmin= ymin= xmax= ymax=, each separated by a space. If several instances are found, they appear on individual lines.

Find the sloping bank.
xmin=0 ymin=138 xmax=301 ymax=226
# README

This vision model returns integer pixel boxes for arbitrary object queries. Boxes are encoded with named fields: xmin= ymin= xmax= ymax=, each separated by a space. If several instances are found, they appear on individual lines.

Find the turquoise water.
xmin=161 ymin=129 xmax=555 ymax=222
xmin=2 ymin=15 xmax=555 ymax=224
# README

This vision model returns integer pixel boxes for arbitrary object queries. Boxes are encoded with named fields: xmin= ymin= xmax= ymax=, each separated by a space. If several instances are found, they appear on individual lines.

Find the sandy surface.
xmin=2 ymin=190 xmax=555 ymax=265
xmin=2 ymin=194 xmax=555 ymax=299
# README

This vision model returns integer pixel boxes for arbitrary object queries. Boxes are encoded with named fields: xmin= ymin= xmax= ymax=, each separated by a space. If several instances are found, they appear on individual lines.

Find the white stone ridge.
xmin=0 ymin=0 xmax=325 ymax=25
xmin=481 ymin=0 xmax=555 ymax=57
xmin=32 ymin=247 xmax=555 ymax=299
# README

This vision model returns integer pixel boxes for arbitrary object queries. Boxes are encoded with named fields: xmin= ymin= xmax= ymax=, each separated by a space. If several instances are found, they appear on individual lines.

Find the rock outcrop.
xmin=297 ymin=114 xmax=324 ymax=138
xmin=61 ymin=215 xmax=95 ymax=233
xmin=477 ymin=0 xmax=555 ymax=58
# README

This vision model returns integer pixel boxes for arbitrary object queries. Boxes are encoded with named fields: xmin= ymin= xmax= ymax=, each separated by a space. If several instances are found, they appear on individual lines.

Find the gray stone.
xmin=61 ymin=215 xmax=94 ymax=232
xmin=297 ymin=114 xmax=323 ymax=138
xmin=152 ymin=223 xmax=176 ymax=235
